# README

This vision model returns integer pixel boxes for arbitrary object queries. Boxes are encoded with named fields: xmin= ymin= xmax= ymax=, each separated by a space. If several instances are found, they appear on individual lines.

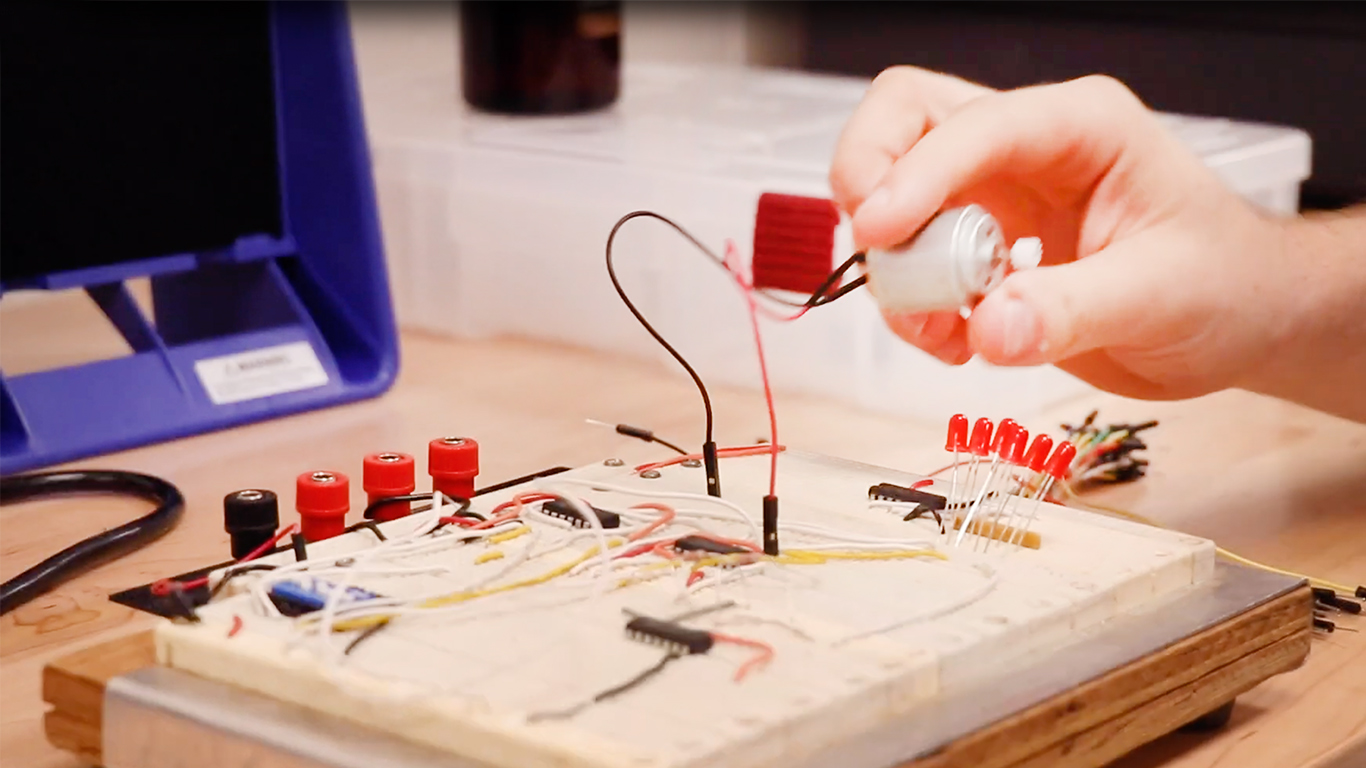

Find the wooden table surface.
xmin=2 ymin=306 xmax=1363 ymax=767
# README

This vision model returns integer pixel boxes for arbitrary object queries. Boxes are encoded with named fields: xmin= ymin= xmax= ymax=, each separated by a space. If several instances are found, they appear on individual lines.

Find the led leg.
xmin=972 ymin=470 xmax=1003 ymax=553
xmin=995 ymin=474 xmax=1031 ymax=551
xmin=950 ymin=449 xmax=961 ymax=507
xmin=978 ymin=468 xmax=1022 ymax=553
xmin=954 ymin=455 xmax=1000 ymax=548
xmin=1013 ymin=476 xmax=1056 ymax=548
xmin=981 ymin=470 xmax=1019 ymax=553
xmin=963 ymin=458 xmax=975 ymax=509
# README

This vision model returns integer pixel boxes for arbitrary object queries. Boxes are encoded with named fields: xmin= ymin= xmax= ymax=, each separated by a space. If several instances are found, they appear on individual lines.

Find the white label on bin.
xmin=195 ymin=342 xmax=330 ymax=405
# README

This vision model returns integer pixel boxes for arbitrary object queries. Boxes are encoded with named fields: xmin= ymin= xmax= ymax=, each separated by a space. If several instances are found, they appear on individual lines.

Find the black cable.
xmin=593 ymin=651 xmax=681 ymax=702
xmin=344 ymin=520 xmax=388 ymax=542
xmin=609 ymin=423 xmax=688 ymax=455
xmin=0 ymin=470 xmax=184 ymax=616
xmin=362 ymin=493 xmax=429 ymax=521
xmin=606 ymin=212 xmax=719 ymax=446
xmin=650 ymin=436 xmax=688 ymax=455
xmin=606 ymin=213 xmax=870 ymax=441
xmin=811 ymin=273 xmax=868 ymax=306
xmin=207 ymin=564 xmax=276 ymax=600
xmin=529 ymin=651 xmax=683 ymax=721
xmin=805 ymin=253 xmax=867 ymax=308
xmin=362 ymin=492 xmax=480 ymax=522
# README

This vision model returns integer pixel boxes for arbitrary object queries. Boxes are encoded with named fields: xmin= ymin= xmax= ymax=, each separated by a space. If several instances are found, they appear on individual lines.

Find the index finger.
xmin=829 ymin=67 xmax=992 ymax=217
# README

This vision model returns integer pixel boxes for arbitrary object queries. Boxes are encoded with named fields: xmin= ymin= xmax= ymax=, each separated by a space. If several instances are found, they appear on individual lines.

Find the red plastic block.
xmin=751 ymin=193 xmax=839 ymax=295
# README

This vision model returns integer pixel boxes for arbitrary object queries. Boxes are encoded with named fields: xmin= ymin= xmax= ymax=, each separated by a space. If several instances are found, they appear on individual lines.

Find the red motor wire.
xmin=151 ymin=523 xmax=299 ymax=596
xmin=724 ymin=240 xmax=781 ymax=497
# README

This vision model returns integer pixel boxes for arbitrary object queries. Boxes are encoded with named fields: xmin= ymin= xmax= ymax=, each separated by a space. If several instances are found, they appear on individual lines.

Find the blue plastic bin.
xmin=0 ymin=2 xmax=398 ymax=473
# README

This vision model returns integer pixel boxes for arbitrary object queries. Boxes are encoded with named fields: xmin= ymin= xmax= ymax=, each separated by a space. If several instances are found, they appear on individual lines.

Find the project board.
xmin=156 ymin=452 xmax=1217 ymax=768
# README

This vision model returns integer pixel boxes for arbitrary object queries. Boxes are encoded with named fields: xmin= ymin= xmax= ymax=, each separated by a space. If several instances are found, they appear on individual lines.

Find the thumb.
xmin=968 ymin=240 xmax=1182 ymax=366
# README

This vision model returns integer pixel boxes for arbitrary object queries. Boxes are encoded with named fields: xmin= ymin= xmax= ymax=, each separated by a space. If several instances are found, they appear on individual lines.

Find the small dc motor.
xmin=864 ymin=205 xmax=1042 ymax=315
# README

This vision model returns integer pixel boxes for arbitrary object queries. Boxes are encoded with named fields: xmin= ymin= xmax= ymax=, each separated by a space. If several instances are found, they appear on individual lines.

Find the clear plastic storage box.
xmin=363 ymin=64 xmax=1311 ymax=424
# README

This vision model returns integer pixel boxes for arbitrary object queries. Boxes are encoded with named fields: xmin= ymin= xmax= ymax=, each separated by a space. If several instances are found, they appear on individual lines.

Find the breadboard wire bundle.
xmin=97 ymin=199 xmax=1356 ymax=768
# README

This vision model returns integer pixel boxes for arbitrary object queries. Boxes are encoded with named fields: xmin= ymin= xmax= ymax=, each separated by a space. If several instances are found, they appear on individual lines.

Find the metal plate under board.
xmin=102 ymin=564 xmax=1302 ymax=768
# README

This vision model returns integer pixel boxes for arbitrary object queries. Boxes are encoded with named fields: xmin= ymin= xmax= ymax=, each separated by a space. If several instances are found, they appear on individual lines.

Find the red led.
xmin=968 ymin=418 xmax=994 ymax=457
xmin=296 ymin=470 xmax=350 ymax=542
xmin=1045 ymin=441 xmax=1078 ymax=480
xmin=1008 ymin=428 xmax=1029 ymax=466
xmin=991 ymin=418 xmax=1018 ymax=455
xmin=363 ymin=452 xmax=416 ymax=522
xmin=945 ymin=414 xmax=969 ymax=452
xmin=429 ymin=437 xmax=480 ymax=500
xmin=1025 ymin=435 xmax=1054 ymax=473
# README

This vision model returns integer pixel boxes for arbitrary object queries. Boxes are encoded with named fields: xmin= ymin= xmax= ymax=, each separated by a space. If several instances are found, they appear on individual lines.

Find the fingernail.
xmin=997 ymin=298 xmax=1042 ymax=361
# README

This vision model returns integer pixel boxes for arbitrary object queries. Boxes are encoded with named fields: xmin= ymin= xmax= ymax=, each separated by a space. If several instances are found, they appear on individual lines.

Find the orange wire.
xmin=634 ymin=445 xmax=786 ymax=473
xmin=490 ymin=492 xmax=555 ymax=518
xmin=472 ymin=492 xmax=555 ymax=530
xmin=711 ymin=632 xmax=774 ymax=682
xmin=628 ymin=503 xmax=677 ymax=542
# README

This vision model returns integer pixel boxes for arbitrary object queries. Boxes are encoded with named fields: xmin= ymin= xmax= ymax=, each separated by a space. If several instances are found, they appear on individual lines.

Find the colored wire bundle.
xmin=1060 ymin=411 xmax=1155 ymax=487
xmin=169 ymin=467 xmax=996 ymax=727
xmin=209 ymin=480 xmax=952 ymax=641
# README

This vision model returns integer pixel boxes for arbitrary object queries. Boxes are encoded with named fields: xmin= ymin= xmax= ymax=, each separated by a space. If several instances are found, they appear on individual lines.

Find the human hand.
xmin=831 ymin=67 xmax=1298 ymax=401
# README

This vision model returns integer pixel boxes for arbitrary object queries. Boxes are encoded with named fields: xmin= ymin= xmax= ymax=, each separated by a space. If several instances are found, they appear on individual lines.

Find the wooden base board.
xmin=42 ymin=586 xmax=1312 ymax=768
xmin=42 ymin=628 xmax=156 ymax=766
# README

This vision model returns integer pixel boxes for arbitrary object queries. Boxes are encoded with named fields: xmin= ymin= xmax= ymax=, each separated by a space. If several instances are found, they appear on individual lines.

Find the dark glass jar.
xmin=460 ymin=1 xmax=621 ymax=115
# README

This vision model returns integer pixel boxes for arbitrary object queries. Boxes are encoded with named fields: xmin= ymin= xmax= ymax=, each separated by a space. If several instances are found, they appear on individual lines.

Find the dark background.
xmin=0 ymin=3 xmax=282 ymax=282
xmin=788 ymin=2 xmax=1366 ymax=211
